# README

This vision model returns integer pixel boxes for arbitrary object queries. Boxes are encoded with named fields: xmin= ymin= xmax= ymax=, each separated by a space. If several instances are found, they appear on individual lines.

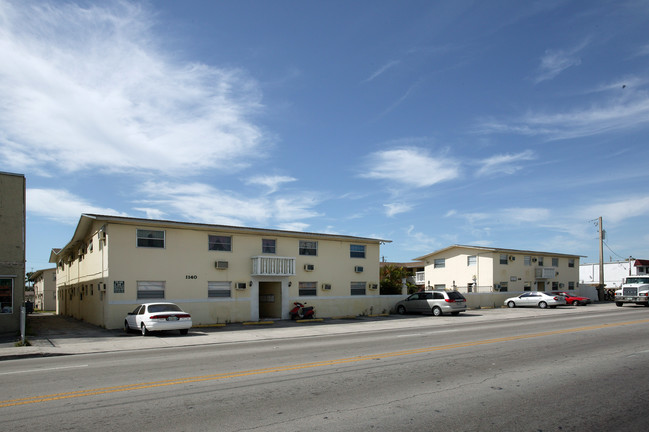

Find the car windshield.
xmin=626 ymin=277 xmax=649 ymax=284
xmin=148 ymin=304 xmax=182 ymax=313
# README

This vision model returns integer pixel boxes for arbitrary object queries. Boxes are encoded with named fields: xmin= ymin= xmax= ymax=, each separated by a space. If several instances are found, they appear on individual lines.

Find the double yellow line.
xmin=2 ymin=318 xmax=648 ymax=408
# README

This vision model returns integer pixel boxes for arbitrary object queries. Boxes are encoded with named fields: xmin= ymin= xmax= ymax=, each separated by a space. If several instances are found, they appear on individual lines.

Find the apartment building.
xmin=29 ymin=268 xmax=57 ymax=311
xmin=50 ymin=214 xmax=391 ymax=329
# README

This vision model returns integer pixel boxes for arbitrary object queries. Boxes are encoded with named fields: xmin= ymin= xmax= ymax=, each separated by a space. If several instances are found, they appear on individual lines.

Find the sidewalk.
xmin=0 ymin=304 xmax=616 ymax=361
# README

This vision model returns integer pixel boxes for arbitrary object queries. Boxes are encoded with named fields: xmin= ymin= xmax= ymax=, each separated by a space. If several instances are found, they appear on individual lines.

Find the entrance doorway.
xmin=537 ymin=281 xmax=545 ymax=292
xmin=259 ymin=282 xmax=282 ymax=319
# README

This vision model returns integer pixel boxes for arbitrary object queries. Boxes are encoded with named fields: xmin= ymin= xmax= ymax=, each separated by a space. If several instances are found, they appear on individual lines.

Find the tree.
xmin=380 ymin=264 xmax=409 ymax=295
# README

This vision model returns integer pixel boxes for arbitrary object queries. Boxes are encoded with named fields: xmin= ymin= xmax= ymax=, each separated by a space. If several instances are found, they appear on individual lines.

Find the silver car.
xmin=395 ymin=290 xmax=467 ymax=316
xmin=504 ymin=292 xmax=566 ymax=309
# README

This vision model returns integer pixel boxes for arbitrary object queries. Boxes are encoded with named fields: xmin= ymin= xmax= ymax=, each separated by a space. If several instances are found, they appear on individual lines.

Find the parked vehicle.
xmin=504 ymin=292 xmax=566 ymax=309
xmin=551 ymin=291 xmax=591 ymax=306
xmin=289 ymin=302 xmax=316 ymax=319
xmin=614 ymin=276 xmax=649 ymax=307
xmin=124 ymin=302 xmax=192 ymax=336
xmin=395 ymin=290 xmax=467 ymax=316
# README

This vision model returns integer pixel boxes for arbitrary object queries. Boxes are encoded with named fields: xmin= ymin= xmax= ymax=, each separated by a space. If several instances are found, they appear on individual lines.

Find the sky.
xmin=2 ymin=0 xmax=649 ymax=273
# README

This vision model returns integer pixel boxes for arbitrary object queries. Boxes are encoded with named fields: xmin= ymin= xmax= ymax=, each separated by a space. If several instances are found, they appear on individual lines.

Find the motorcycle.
xmin=289 ymin=301 xmax=315 ymax=320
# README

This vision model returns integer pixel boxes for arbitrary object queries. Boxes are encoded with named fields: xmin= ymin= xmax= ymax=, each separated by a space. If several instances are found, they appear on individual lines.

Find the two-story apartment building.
xmin=29 ymin=268 xmax=57 ymax=311
xmin=0 ymin=172 xmax=26 ymax=334
xmin=415 ymin=245 xmax=582 ymax=293
xmin=50 ymin=214 xmax=391 ymax=329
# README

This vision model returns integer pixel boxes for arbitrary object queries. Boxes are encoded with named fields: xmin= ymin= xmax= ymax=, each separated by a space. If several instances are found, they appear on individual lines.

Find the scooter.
xmin=289 ymin=302 xmax=315 ymax=320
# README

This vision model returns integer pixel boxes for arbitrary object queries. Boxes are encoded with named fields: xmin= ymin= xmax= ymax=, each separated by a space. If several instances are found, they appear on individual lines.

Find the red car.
xmin=552 ymin=291 xmax=592 ymax=306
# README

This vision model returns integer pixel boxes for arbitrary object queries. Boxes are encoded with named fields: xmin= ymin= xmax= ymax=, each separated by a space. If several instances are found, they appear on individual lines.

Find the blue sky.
xmin=2 ymin=0 xmax=649 ymax=273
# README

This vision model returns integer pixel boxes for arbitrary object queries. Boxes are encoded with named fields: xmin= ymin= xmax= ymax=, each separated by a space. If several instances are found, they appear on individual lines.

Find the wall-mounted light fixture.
xmin=249 ymin=280 xmax=253 ymax=287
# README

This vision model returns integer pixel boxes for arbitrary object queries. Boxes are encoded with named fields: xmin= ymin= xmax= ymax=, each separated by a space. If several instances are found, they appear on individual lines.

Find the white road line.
xmin=0 ymin=364 xmax=88 ymax=376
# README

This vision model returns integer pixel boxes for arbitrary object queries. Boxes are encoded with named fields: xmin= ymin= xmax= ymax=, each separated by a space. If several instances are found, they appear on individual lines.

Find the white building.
xmin=579 ymin=259 xmax=649 ymax=289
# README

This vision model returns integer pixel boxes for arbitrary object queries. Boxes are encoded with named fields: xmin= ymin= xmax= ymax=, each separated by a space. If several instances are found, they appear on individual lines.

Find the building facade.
xmin=51 ymin=214 xmax=391 ymax=329
xmin=415 ymin=245 xmax=581 ymax=293
xmin=0 ymin=172 xmax=26 ymax=334
xmin=29 ymin=268 xmax=57 ymax=311
xmin=580 ymin=259 xmax=649 ymax=289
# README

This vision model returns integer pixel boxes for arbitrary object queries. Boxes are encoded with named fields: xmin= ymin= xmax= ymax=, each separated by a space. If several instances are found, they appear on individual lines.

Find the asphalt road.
xmin=2 ymin=305 xmax=649 ymax=431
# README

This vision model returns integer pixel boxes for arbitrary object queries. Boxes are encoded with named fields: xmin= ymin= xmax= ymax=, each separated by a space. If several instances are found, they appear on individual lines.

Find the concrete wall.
xmin=0 ymin=172 xmax=25 ymax=334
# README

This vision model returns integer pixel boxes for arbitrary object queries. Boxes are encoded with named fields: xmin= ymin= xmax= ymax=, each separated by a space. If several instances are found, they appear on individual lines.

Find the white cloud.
xmin=364 ymin=60 xmax=400 ymax=83
xmin=579 ymin=196 xmax=649 ymax=225
xmin=476 ymin=150 xmax=536 ymax=177
xmin=246 ymin=175 xmax=297 ymax=194
xmin=0 ymin=1 xmax=266 ymax=176
xmin=384 ymin=202 xmax=413 ymax=217
xmin=27 ymin=188 xmax=127 ymax=224
xmin=534 ymin=40 xmax=588 ymax=83
xmin=361 ymin=146 xmax=460 ymax=188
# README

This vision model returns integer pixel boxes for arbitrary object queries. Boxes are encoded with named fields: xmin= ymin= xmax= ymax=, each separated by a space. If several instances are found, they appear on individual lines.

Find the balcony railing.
xmin=415 ymin=271 xmax=425 ymax=285
xmin=251 ymin=256 xmax=296 ymax=276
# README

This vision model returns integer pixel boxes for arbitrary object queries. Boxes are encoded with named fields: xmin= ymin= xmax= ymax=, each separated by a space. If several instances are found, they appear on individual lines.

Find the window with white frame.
xmin=568 ymin=281 xmax=575 ymax=290
xmin=500 ymin=254 xmax=508 ymax=265
xmin=350 ymin=244 xmax=366 ymax=258
xmin=568 ymin=259 xmax=575 ymax=268
xmin=299 ymin=240 xmax=317 ymax=256
xmin=467 ymin=255 xmax=477 ymax=266
xmin=137 ymin=229 xmax=165 ymax=248
xmin=299 ymin=281 xmax=317 ymax=296
xmin=262 ymin=239 xmax=276 ymax=254
xmin=137 ymin=281 xmax=165 ymax=299
xmin=209 ymin=235 xmax=232 ymax=252
xmin=524 ymin=256 xmax=531 ymax=266
xmin=552 ymin=257 xmax=559 ymax=267
xmin=433 ymin=284 xmax=446 ymax=290
xmin=434 ymin=258 xmax=445 ymax=268
xmin=351 ymin=281 xmax=366 ymax=295
xmin=538 ymin=257 xmax=544 ymax=266
xmin=208 ymin=281 xmax=231 ymax=298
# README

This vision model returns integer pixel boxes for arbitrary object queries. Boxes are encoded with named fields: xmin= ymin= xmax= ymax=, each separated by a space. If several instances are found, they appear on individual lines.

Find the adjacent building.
xmin=0 ymin=172 xmax=26 ymax=334
xmin=50 ymin=214 xmax=391 ymax=329
xmin=580 ymin=259 xmax=649 ymax=289
xmin=414 ymin=245 xmax=582 ymax=293
xmin=29 ymin=268 xmax=57 ymax=311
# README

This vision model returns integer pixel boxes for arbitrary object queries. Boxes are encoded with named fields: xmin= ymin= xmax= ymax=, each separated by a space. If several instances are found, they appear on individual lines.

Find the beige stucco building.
xmin=51 ymin=214 xmax=392 ymax=329
xmin=29 ymin=268 xmax=57 ymax=311
xmin=415 ymin=245 xmax=581 ymax=293
xmin=0 ymin=172 xmax=26 ymax=334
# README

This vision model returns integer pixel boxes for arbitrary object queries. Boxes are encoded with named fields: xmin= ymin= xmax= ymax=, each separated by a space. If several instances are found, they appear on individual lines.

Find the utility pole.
xmin=598 ymin=216 xmax=605 ymax=300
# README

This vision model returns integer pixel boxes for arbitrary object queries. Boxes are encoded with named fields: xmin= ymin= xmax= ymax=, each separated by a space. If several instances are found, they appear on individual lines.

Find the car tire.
xmin=179 ymin=329 xmax=188 ymax=335
xmin=141 ymin=324 xmax=150 ymax=336
xmin=397 ymin=305 xmax=406 ymax=315
xmin=615 ymin=302 xmax=623 ymax=307
xmin=451 ymin=311 xmax=461 ymax=316
xmin=123 ymin=320 xmax=131 ymax=334
xmin=432 ymin=306 xmax=442 ymax=317
xmin=539 ymin=301 xmax=548 ymax=309
xmin=507 ymin=301 xmax=515 ymax=308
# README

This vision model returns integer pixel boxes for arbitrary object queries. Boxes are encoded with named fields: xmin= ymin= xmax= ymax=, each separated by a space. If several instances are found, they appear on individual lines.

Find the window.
xmin=0 ymin=278 xmax=13 ymax=314
xmin=137 ymin=229 xmax=165 ymax=248
xmin=208 ymin=281 xmax=231 ymax=298
xmin=434 ymin=284 xmax=446 ymax=290
xmin=568 ymin=259 xmax=575 ymax=268
xmin=498 ymin=282 xmax=508 ymax=291
xmin=299 ymin=281 xmax=317 ymax=296
xmin=137 ymin=281 xmax=165 ymax=299
xmin=209 ymin=235 xmax=232 ymax=252
xmin=552 ymin=281 xmax=559 ymax=290
xmin=538 ymin=257 xmax=544 ymax=266
xmin=299 ymin=240 xmax=317 ymax=256
xmin=434 ymin=259 xmax=445 ymax=268
xmin=262 ymin=239 xmax=276 ymax=254
xmin=351 ymin=281 xmax=366 ymax=296
xmin=113 ymin=281 xmax=125 ymax=293
xmin=500 ymin=254 xmax=508 ymax=265
xmin=350 ymin=244 xmax=366 ymax=258
xmin=524 ymin=256 xmax=531 ymax=266
xmin=568 ymin=282 xmax=575 ymax=290
xmin=467 ymin=255 xmax=477 ymax=266
xmin=524 ymin=282 xmax=531 ymax=291
xmin=552 ymin=258 xmax=559 ymax=267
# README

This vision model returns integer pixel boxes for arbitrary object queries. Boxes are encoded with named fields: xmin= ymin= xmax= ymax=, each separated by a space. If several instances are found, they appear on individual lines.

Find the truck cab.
xmin=615 ymin=276 xmax=649 ymax=307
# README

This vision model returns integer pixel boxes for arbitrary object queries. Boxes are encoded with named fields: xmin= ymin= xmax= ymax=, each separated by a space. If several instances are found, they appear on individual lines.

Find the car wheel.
xmin=141 ymin=323 xmax=149 ymax=336
xmin=538 ymin=301 xmax=548 ymax=309
xmin=123 ymin=320 xmax=131 ymax=334
xmin=451 ymin=311 xmax=461 ymax=316
xmin=615 ymin=302 xmax=623 ymax=307
xmin=432 ymin=306 xmax=442 ymax=317
xmin=179 ymin=329 xmax=188 ymax=335
xmin=397 ymin=305 xmax=406 ymax=315
xmin=507 ymin=301 xmax=515 ymax=308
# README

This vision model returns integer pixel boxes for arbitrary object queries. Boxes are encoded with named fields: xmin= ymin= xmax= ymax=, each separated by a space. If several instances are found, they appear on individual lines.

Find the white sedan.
xmin=504 ymin=292 xmax=566 ymax=309
xmin=124 ymin=302 xmax=192 ymax=336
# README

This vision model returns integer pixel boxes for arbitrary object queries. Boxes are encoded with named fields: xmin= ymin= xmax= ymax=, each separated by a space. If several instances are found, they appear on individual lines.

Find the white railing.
xmin=415 ymin=271 xmax=425 ymax=285
xmin=251 ymin=256 xmax=296 ymax=276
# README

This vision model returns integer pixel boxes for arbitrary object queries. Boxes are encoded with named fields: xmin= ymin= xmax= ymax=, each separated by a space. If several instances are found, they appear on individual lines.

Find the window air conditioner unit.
xmin=236 ymin=282 xmax=247 ymax=290
xmin=532 ymin=257 xmax=537 ymax=262
xmin=369 ymin=283 xmax=378 ymax=290
xmin=509 ymin=255 xmax=515 ymax=261
xmin=304 ymin=264 xmax=315 ymax=271
xmin=215 ymin=261 xmax=229 ymax=270
xmin=354 ymin=266 xmax=364 ymax=273
xmin=322 ymin=283 xmax=332 ymax=290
